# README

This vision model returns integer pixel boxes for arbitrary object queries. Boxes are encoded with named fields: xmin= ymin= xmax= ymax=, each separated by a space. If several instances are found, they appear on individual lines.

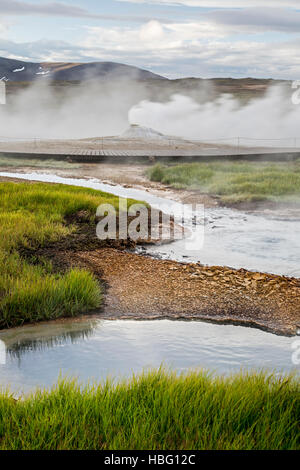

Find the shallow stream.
xmin=0 ymin=170 xmax=299 ymax=392
xmin=1 ymin=171 xmax=299 ymax=276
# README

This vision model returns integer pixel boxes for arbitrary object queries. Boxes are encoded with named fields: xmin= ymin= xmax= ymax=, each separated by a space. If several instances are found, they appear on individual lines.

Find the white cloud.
xmin=0 ymin=22 xmax=8 ymax=34
xmin=78 ymin=20 xmax=300 ymax=79
xmin=207 ymin=7 xmax=300 ymax=33
xmin=118 ymin=0 xmax=300 ymax=7
xmin=2 ymin=16 xmax=300 ymax=79
xmin=139 ymin=20 xmax=165 ymax=41
xmin=0 ymin=38 xmax=82 ymax=62
xmin=1 ymin=2 xmax=300 ymax=79
xmin=0 ymin=0 xmax=89 ymax=17
xmin=82 ymin=20 xmax=226 ymax=56
xmin=0 ymin=0 xmax=158 ymax=22
xmin=0 ymin=16 xmax=12 ymax=35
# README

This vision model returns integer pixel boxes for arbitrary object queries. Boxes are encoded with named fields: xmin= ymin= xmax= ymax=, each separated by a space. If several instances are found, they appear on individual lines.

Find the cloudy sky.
xmin=0 ymin=0 xmax=299 ymax=79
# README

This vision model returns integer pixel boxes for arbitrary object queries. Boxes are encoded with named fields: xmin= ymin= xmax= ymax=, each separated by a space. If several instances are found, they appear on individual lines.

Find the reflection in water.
xmin=0 ymin=317 xmax=98 ymax=370
xmin=6 ymin=326 xmax=95 ymax=362
xmin=0 ymin=319 xmax=298 ymax=395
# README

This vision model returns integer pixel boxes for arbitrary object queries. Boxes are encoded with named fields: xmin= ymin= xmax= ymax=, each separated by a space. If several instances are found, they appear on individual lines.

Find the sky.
xmin=0 ymin=0 xmax=299 ymax=79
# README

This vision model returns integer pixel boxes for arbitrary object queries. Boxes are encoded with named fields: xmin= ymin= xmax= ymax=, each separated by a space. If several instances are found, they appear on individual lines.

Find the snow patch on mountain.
xmin=13 ymin=66 xmax=25 ymax=73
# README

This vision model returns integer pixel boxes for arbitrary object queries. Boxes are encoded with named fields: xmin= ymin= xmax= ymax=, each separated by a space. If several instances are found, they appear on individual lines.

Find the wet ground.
xmin=1 ymin=168 xmax=299 ymax=276
xmin=0 ymin=166 xmax=299 ymax=392
xmin=0 ymin=170 xmax=300 ymax=336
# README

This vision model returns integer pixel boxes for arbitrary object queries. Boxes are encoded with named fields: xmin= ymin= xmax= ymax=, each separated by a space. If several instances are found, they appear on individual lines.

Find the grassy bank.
xmin=0 ymin=181 xmax=136 ymax=329
xmin=0 ymin=154 xmax=80 ymax=169
xmin=148 ymin=161 xmax=300 ymax=204
xmin=0 ymin=369 xmax=298 ymax=450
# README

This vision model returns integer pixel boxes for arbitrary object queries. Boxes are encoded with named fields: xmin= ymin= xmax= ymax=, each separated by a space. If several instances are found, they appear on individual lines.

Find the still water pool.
xmin=0 ymin=319 xmax=298 ymax=395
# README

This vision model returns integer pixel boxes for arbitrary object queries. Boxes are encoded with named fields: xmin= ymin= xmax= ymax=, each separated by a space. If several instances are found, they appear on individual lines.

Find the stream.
xmin=1 ymin=171 xmax=299 ymax=277
xmin=0 ymin=170 xmax=299 ymax=392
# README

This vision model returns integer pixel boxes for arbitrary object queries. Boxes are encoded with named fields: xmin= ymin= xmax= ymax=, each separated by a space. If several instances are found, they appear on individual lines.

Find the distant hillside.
xmin=0 ymin=57 xmax=166 ymax=82
xmin=1 ymin=55 xmax=291 ymax=109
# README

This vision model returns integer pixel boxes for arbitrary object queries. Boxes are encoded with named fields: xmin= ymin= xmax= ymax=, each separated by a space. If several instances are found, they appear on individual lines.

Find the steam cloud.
xmin=129 ymin=86 xmax=300 ymax=147
xmin=0 ymin=79 xmax=145 ymax=140
xmin=0 ymin=80 xmax=299 ymax=147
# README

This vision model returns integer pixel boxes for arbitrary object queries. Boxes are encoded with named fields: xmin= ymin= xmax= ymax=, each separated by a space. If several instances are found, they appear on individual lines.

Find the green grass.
xmin=0 ymin=182 xmax=138 ymax=329
xmin=147 ymin=161 xmax=300 ymax=204
xmin=0 ymin=369 xmax=298 ymax=450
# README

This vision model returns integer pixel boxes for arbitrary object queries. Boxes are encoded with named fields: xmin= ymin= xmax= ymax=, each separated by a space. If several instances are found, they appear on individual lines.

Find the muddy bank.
xmin=15 ymin=194 xmax=300 ymax=337
xmin=46 ymin=244 xmax=299 ymax=337
xmin=1 ymin=176 xmax=300 ymax=336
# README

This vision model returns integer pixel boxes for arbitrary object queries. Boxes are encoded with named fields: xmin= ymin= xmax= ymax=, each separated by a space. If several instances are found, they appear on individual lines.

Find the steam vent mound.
xmin=122 ymin=124 xmax=169 ymax=141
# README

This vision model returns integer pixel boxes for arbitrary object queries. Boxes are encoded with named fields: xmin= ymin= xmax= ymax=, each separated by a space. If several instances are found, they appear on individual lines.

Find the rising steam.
xmin=129 ymin=86 xmax=300 ymax=147
xmin=0 ymin=78 xmax=146 ymax=140
xmin=0 ymin=80 xmax=299 ymax=147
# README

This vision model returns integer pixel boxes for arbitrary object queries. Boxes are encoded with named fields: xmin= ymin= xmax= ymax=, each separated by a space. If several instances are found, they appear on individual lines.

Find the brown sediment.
xmin=31 ymin=218 xmax=300 ymax=337
xmin=2 ymin=176 xmax=300 ymax=336
xmin=64 ymin=248 xmax=299 ymax=337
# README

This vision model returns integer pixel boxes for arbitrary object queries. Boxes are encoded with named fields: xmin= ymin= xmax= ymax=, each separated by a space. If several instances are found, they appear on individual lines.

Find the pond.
xmin=0 ymin=319 xmax=298 ymax=395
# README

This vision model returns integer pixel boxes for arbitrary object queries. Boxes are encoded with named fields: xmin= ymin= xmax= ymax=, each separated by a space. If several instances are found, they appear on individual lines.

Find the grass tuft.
xmin=147 ymin=161 xmax=300 ymax=204
xmin=0 ymin=182 xmax=138 ymax=328
xmin=0 ymin=369 xmax=298 ymax=450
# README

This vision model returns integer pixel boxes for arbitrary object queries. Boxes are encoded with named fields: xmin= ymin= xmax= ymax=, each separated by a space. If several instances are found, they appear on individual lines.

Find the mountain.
xmin=0 ymin=57 xmax=166 ymax=82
